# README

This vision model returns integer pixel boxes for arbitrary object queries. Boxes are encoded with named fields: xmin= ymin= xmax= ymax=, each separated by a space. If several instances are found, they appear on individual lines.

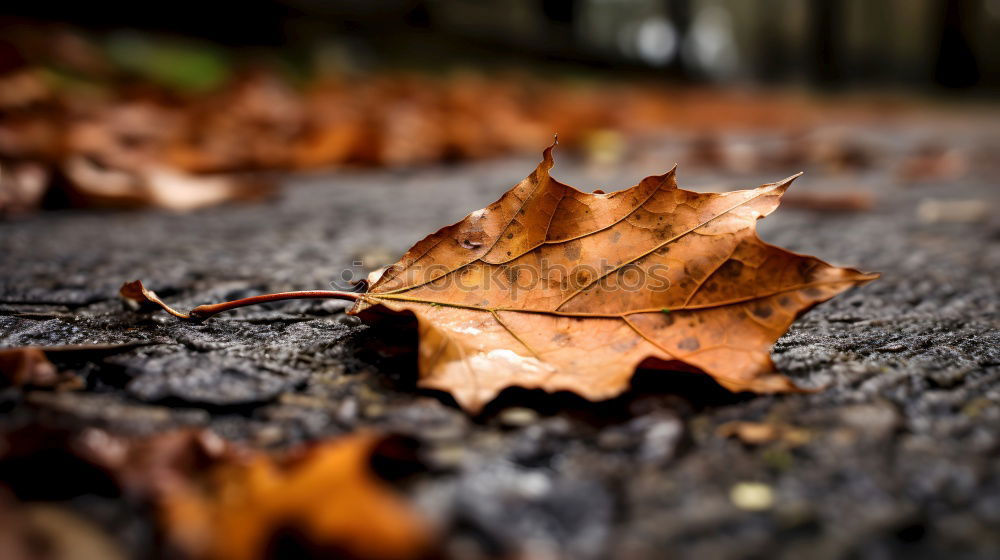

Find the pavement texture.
xmin=1 ymin=117 xmax=999 ymax=559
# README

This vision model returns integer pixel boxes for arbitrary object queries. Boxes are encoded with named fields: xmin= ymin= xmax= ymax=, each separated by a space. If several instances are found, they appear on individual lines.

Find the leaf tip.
xmin=857 ymin=271 xmax=881 ymax=284
xmin=780 ymin=172 xmax=804 ymax=187
xmin=541 ymin=138 xmax=558 ymax=169
xmin=119 ymin=279 xmax=192 ymax=320
xmin=120 ymin=280 xmax=149 ymax=305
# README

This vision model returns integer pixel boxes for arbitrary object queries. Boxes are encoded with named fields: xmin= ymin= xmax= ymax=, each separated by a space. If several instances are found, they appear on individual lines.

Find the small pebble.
xmin=597 ymin=429 xmax=631 ymax=450
xmin=336 ymin=399 xmax=358 ymax=423
xmin=730 ymin=482 xmax=775 ymax=511
xmin=420 ymin=423 xmax=466 ymax=442
xmin=335 ymin=315 xmax=362 ymax=327
xmin=499 ymin=407 xmax=539 ymax=427
xmin=426 ymin=443 xmax=466 ymax=469
xmin=516 ymin=471 xmax=552 ymax=498
xmin=363 ymin=403 xmax=385 ymax=418
xmin=253 ymin=425 xmax=285 ymax=446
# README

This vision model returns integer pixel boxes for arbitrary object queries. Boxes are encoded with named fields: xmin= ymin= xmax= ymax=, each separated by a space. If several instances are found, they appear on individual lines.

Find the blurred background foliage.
xmin=1 ymin=1 xmax=997 ymax=214
xmin=2 ymin=0 xmax=998 ymax=93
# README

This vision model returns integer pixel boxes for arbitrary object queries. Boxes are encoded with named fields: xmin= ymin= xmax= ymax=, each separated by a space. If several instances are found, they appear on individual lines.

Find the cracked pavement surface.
xmin=2 ymin=120 xmax=999 ymax=559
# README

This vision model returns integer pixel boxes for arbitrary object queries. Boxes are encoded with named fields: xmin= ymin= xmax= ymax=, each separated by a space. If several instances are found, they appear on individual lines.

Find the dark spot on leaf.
xmin=752 ymin=305 xmax=773 ymax=319
xmin=678 ymin=337 xmax=700 ymax=351
xmin=717 ymin=260 xmax=744 ymax=279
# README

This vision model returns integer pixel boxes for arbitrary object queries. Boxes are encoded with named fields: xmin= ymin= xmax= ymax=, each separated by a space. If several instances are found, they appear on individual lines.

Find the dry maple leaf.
xmin=347 ymin=144 xmax=877 ymax=410
xmin=122 ymin=143 xmax=877 ymax=412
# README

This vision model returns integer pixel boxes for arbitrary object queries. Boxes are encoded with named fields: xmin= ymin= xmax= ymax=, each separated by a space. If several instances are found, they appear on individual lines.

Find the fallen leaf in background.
xmin=0 ymin=348 xmax=68 ymax=388
xmin=1 ymin=46 xmax=960 ymax=216
xmin=76 ymin=428 xmax=238 ymax=499
xmin=0 ymin=428 xmax=433 ymax=560
xmin=0 ymin=161 xmax=49 ymax=215
xmin=62 ymin=155 xmax=272 ymax=211
xmin=0 ymin=344 xmax=155 ymax=390
xmin=161 ymin=433 xmax=432 ymax=560
xmin=898 ymin=144 xmax=967 ymax=182
xmin=686 ymin=129 xmax=880 ymax=175
xmin=55 ymin=101 xmax=274 ymax=210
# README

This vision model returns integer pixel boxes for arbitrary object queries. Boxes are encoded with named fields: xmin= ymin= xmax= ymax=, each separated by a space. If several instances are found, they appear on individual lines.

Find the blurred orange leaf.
xmin=1 ymin=426 xmax=431 ymax=560
xmin=160 ymin=433 xmax=432 ymax=560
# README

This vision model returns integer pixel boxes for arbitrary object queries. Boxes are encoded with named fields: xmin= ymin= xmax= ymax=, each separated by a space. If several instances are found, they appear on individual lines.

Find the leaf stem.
xmin=189 ymin=290 xmax=361 ymax=321
xmin=120 ymin=280 xmax=361 ymax=322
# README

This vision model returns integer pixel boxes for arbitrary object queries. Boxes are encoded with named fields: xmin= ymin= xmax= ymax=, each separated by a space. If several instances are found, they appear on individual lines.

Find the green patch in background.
xmin=105 ymin=32 xmax=231 ymax=93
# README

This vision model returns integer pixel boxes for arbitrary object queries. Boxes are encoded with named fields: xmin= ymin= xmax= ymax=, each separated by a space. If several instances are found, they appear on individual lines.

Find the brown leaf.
xmin=0 ymin=348 xmax=64 ymax=388
xmin=74 ymin=428 xmax=237 ymax=499
xmin=897 ymin=143 xmax=967 ymax=183
xmin=0 ymin=344 xmax=153 ymax=389
xmin=0 ymin=427 xmax=432 ymax=560
xmin=159 ymin=433 xmax=432 ymax=560
xmin=61 ymin=156 xmax=272 ymax=212
xmin=348 ymin=144 xmax=878 ymax=412
xmin=0 ymin=161 xmax=49 ymax=215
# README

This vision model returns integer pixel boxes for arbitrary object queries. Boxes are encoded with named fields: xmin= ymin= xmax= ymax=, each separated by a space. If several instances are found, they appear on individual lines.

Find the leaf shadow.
xmin=360 ymin=316 xmax=759 ymax=426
